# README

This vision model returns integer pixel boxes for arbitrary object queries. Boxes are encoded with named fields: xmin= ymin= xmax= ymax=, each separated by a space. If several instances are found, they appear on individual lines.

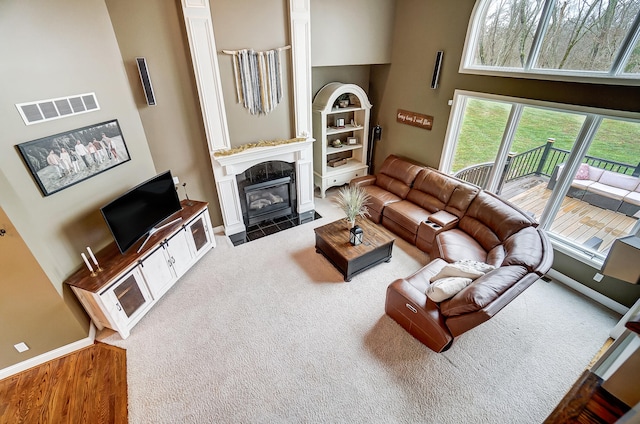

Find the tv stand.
xmin=65 ymin=200 xmax=214 ymax=339
xmin=136 ymin=217 xmax=183 ymax=253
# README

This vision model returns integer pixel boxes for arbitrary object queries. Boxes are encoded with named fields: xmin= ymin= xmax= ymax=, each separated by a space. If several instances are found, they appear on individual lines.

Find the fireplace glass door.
xmin=244 ymin=176 xmax=293 ymax=226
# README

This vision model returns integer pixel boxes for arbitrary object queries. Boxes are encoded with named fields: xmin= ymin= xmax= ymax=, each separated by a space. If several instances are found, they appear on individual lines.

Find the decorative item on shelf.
xmin=332 ymin=139 xmax=342 ymax=147
xmin=350 ymin=225 xmax=364 ymax=246
xmin=337 ymin=93 xmax=350 ymax=108
xmin=347 ymin=137 xmax=358 ymax=145
xmin=335 ymin=118 xmax=345 ymax=128
xmin=81 ymin=252 xmax=97 ymax=277
xmin=334 ymin=185 xmax=371 ymax=234
xmin=182 ymin=182 xmax=193 ymax=206
xmin=86 ymin=246 xmax=103 ymax=272
xmin=351 ymin=118 xmax=357 ymax=127
xmin=328 ymin=158 xmax=347 ymax=167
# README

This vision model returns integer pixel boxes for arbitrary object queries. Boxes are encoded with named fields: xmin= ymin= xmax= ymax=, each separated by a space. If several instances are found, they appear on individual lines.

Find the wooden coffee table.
xmin=314 ymin=217 xmax=395 ymax=281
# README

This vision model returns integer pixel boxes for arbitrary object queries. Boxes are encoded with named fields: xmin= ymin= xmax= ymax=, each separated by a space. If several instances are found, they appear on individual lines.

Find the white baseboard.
xmin=547 ymin=268 xmax=629 ymax=316
xmin=0 ymin=324 xmax=96 ymax=380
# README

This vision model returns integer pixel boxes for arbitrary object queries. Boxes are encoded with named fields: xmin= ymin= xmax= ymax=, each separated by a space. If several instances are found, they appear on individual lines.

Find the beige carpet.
xmin=99 ymin=191 xmax=620 ymax=423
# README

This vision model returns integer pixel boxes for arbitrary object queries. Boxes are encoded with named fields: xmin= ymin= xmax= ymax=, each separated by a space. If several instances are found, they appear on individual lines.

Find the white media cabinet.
xmin=65 ymin=200 xmax=215 ymax=339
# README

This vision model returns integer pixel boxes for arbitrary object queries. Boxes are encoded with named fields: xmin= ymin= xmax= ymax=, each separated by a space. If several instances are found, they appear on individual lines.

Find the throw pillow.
xmin=575 ymin=163 xmax=590 ymax=180
xmin=427 ymin=277 xmax=473 ymax=302
xmin=430 ymin=261 xmax=488 ymax=282
xmin=455 ymin=259 xmax=495 ymax=274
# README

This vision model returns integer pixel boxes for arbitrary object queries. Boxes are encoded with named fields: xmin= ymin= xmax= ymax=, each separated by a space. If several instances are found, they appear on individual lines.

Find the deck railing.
xmin=454 ymin=139 xmax=640 ymax=193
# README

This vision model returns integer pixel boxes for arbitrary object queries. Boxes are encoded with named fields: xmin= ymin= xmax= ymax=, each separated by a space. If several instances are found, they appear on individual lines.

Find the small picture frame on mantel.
xmin=347 ymin=136 xmax=358 ymax=145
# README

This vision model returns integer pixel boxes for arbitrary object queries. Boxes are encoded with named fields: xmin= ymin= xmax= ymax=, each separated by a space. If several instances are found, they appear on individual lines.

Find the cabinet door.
xmin=139 ymin=245 xmax=175 ymax=299
xmin=165 ymin=229 xmax=193 ymax=277
xmin=185 ymin=212 xmax=213 ymax=256
xmin=100 ymin=267 xmax=151 ymax=336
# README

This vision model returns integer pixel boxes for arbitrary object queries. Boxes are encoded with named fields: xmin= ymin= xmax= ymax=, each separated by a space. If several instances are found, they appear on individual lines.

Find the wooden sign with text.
xmin=396 ymin=109 xmax=433 ymax=130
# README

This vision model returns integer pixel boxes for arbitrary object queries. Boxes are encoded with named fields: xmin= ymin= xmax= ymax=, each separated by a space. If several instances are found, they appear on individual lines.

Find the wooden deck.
xmin=507 ymin=181 xmax=637 ymax=254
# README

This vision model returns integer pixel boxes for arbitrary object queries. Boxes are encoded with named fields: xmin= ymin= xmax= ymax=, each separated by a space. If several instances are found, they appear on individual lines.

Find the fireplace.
xmin=210 ymin=137 xmax=316 ymax=244
xmin=237 ymin=161 xmax=296 ymax=227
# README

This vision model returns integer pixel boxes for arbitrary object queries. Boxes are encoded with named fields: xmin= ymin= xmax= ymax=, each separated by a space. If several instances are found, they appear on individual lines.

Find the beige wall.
xmin=0 ymin=206 xmax=86 ymax=368
xmin=312 ymin=66 xmax=371 ymax=99
xmin=0 ymin=0 xmax=157 ymax=367
xmin=105 ymin=0 xmax=222 ymax=226
xmin=310 ymin=0 xmax=395 ymax=67
xmin=371 ymin=0 xmax=640 ymax=306
xmin=212 ymin=0 xmax=295 ymax=145
xmin=0 ymin=0 xmax=156 ymax=289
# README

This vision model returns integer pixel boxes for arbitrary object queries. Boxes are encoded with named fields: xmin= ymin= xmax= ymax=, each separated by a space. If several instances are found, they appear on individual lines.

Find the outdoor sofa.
xmin=548 ymin=163 xmax=640 ymax=217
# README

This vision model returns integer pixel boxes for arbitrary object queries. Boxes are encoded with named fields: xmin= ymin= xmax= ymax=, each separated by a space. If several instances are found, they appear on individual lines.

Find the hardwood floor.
xmin=0 ymin=342 xmax=127 ymax=424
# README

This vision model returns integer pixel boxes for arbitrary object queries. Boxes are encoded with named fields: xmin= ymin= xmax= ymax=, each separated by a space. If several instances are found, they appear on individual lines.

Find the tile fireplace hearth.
xmin=211 ymin=138 xmax=316 ymax=244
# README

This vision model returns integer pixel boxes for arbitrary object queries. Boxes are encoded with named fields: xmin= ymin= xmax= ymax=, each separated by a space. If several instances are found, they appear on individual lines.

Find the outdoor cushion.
xmin=623 ymin=191 xmax=640 ymax=206
xmin=588 ymin=182 xmax=632 ymax=200
xmin=575 ymin=163 xmax=590 ymax=180
xmin=597 ymin=170 xmax=640 ymax=191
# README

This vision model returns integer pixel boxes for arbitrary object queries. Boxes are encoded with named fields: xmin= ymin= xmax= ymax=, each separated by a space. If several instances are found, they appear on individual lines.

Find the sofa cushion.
xmin=439 ymin=265 xmax=529 ymax=317
xmin=586 ymin=166 xmax=605 ymax=181
xmin=624 ymin=191 xmax=640 ymax=206
xmin=427 ymin=277 xmax=473 ymax=302
xmin=406 ymin=169 xmax=457 ymax=212
xmin=460 ymin=191 xmax=533 ymax=251
xmin=360 ymin=185 xmax=403 ymax=223
xmin=445 ymin=183 xmax=479 ymax=218
xmin=375 ymin=174 xmax=412 ymax=199
xmin=383 ymin=200 xmax=432 ymax=235
xmin=435 ymin=229 xmax=488 ymax=263
xmin=375 ymin=155 xmax=423 ymax=198
xmin=587 ymin=181 xmax=631 ymax=200
xmin=597 ymin=170 xmax=639 ymax=191
xmin=501 ymin=226 xmax=544 ymax=271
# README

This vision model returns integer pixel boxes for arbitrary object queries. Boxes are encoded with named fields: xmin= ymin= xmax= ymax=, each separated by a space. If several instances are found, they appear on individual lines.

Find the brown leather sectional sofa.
xmin=350 ymin=155 xmax=553 ymax=352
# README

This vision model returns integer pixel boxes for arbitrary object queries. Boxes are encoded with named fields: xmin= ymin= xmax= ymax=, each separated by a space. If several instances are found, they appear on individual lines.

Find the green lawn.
xmin=453 ymin=99 xmax=640 ymax=173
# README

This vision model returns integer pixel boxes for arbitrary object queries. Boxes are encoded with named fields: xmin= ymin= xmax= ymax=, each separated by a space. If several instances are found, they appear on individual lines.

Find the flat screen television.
xmin=101 ymin=170 xmax=182 ymax=254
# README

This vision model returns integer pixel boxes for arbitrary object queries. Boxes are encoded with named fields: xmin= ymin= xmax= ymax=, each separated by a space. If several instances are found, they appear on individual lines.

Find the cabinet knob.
xmin=116 ymin=302 xmax=122 ymax=311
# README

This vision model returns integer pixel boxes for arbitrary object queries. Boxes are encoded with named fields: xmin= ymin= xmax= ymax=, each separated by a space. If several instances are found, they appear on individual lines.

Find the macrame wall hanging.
xmin=222 ymin=45 xmax=290 ymax=116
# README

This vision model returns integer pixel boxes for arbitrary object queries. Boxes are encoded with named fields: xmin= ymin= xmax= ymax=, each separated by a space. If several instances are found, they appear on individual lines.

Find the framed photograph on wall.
xmin=16 ymin=119 xmax=131 ymax=196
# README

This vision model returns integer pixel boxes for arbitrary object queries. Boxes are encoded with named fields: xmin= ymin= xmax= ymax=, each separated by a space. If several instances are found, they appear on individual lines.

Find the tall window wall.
xmin=462 ymin=0 xmax=640 ymax=83
xmin=441 ymin=91 xmax=640 ymax=265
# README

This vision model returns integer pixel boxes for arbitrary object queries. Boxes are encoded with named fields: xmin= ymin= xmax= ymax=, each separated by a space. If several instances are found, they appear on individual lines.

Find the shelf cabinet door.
xmin=186 ymin=211 xmax=213 ymax=257
xmin=139 ymin=245 xmax=175 ymax=299
xmin=100 ymin=267 xmax=152 ymax=337
xmin=165 ymin=228 xmax=193 ymax=277
xmin=140 ymin=229 xmax=193 ymax=299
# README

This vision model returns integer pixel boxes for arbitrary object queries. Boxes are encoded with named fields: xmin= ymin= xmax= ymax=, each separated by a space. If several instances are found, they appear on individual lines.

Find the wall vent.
xmin=15 ymin=92 xmax=100 ymax=125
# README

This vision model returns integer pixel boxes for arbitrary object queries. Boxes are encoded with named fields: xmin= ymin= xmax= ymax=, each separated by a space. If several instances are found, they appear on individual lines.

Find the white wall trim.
xmin=289 ymin=0 xmax=313 ymax=137
xmin=180 ymin=0 xmax=230 ymax=152
xmin=0 ymin=324 xmax=96 ymax=380
xmin=547 ymin=268 xmax=629 ymax=316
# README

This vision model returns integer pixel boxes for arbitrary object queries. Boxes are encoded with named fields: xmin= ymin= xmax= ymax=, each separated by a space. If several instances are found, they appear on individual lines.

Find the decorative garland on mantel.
xmin=214 ymin=137 xmax=306 ymax=157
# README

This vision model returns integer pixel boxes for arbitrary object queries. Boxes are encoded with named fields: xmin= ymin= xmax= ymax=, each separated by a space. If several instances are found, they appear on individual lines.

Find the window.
xmin=463 ymin=0 xmax=640 ymax=83
xmin=442 ymin=90 xmax=640 ymax=265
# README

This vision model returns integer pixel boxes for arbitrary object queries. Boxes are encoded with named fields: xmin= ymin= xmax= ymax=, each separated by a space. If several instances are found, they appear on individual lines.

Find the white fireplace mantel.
xmin=211 ymin=138 xmax=316 ymax=238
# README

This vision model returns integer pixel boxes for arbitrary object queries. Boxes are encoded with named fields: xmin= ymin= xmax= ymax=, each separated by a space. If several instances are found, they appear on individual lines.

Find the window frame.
xmin=441 ymin=89 xmax=640 ymax=267
xmin=460 ymin=0 xmax=640 ymax=86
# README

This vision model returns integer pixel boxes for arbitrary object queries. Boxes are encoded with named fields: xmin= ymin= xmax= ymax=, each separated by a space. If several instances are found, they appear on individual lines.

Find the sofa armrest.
xmin=428 ymin=210 xmax=459 ymax=230
xmin=350 ymin=175 xmax=376 ymax=187
xmin=547 ymin=164 xmax=563 ymax=190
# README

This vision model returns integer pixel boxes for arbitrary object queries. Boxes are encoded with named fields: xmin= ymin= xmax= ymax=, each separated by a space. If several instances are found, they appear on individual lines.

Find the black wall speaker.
xmin=430 ymin=51 xmax=444 ymax=89
xmin=136 ymin=57 xmax=156 ymax=106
